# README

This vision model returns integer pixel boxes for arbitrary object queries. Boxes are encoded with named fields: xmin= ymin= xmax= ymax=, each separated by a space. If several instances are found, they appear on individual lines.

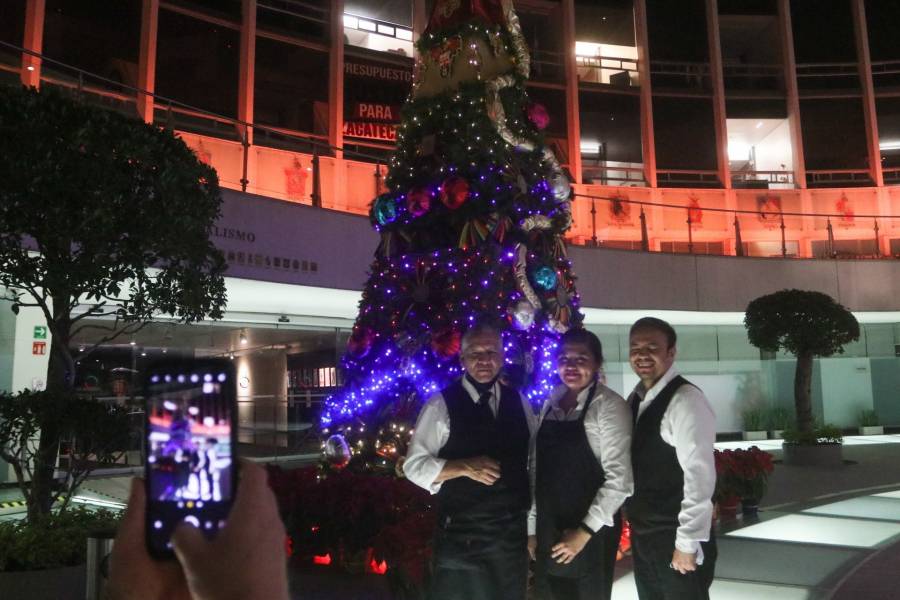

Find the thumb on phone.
xmin=171 ymin=520 xmax=207 ymax=567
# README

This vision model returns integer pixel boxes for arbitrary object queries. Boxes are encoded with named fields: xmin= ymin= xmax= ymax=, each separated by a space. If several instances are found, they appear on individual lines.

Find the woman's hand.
xmin=527 ymin=535 xmax=537 ymax=560
xmin=551 ymin=528 xmax=591 ymax=564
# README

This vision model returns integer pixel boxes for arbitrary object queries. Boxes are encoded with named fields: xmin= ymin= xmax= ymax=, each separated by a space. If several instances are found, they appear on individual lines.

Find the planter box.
xmin=742 ymin=431 xmax=767 ymax=441
xmin=0 ymin=564 xmax=85 ymax=600
xmin=859 ymin=426 xmax=884 ymax=436
xmin=769 ymin=430 xmax=784 ymax=440
xmin=782 ymin=443 xmax=843 ymax=467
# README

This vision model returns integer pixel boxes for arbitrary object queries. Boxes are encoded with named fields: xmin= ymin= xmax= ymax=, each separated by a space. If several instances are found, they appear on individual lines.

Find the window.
xmin=156 ymin=10 xmax=240 ymax=119
xmin=255 ymin=37 xmax=329 ymax=135
xmin=0 ymin=0 xmax=25 ymax=73
xmin=42 ymin=0 xmax=141 ymax=96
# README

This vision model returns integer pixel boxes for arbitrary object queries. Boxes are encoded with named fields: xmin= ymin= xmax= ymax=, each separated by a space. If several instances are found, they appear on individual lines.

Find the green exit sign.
xmin=33 ymin=326 xmax=47 ymax=340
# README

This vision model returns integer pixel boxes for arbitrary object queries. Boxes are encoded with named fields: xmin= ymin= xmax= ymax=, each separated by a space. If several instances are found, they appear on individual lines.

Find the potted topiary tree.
xmin=744 ymin=289 xmax=859 ymax=466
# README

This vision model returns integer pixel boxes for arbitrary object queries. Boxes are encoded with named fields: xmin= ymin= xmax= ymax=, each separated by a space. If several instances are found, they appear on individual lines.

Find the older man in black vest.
xmin=625 ymin=317 xmax=717 ymax=600
xmin=404 ymin=322 xmax=536 ymax=600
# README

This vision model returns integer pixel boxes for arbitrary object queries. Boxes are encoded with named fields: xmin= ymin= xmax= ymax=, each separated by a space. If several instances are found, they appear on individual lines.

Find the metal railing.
xmin=731 ymin=170 xmax=795 ymax=186
xmin=571 ymin=191 xmax=900 ymax=260
xmin=576 ymin=55 xmax=639 ymax=86
xmin=650 ymin=60 xmax=711 ymax=90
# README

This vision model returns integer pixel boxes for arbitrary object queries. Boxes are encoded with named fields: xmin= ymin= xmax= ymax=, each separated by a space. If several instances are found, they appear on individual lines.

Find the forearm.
xmin=434 ymin=458 xmax=470 ymax=483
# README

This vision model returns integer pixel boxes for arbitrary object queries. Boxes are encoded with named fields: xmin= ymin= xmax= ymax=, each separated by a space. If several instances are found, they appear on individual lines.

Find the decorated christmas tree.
xmin=321 ymin=0 xmax=582 ymax=469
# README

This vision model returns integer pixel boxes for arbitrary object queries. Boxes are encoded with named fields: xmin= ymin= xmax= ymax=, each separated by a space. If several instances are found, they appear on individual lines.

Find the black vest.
xmin=626 ymin=375 xmax=697 ymax=535
xmin=436 ymin=379 xmax=531 ymax=522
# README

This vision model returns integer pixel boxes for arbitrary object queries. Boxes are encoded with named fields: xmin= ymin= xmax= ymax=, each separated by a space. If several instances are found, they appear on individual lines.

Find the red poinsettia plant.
xmin=714 ymin=447 xmax=775 ymax=504
xmin=267 ymin=465 xmax=436 ymax=586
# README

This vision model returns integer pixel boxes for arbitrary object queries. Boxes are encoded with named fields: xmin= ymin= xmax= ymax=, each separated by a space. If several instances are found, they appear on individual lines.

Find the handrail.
xmin=572 ymin=192 xmax=900 ymax=221
xmin=0 ymin=40 xmax=389 ymax=164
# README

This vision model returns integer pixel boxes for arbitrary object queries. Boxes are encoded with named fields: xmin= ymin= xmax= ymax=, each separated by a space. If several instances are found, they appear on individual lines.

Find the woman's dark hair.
xmin=559 ymin=328 xmax=604 ymax=366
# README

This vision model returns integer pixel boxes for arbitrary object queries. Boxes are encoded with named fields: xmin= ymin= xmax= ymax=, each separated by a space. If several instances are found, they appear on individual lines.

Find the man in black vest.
xmin=404 ymin=322 xmax=536 ymax=600
xmin=625 ymin=317 xmax=717 ymax=600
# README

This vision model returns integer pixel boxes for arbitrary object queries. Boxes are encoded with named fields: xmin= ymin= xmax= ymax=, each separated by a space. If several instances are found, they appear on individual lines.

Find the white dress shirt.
xmin=403 ymin=377 xmax=538 ymax=494
xmin=631 ymin=366 xmax=716 ymax=561
xmin=527 ymin=382 xmax=634 ymax=536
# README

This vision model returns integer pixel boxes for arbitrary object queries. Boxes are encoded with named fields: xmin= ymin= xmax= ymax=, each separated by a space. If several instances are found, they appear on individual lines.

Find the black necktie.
xmin=478 ymin=390 xmax=494 ymax=420
xmin=630 ymin=392 xmax=640 ymax=426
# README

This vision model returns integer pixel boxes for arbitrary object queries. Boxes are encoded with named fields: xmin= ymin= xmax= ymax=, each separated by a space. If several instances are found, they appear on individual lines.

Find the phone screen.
xmin=144 ymin=359 xmax=237 ymax=558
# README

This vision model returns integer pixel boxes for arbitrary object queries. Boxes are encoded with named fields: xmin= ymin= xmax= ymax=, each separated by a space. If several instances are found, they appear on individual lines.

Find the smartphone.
xmin=143 ymin=358 xmax=238 ymax=559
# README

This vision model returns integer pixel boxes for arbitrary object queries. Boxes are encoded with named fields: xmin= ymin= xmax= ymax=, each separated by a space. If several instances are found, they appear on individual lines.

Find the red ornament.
xmin=527 ymin=102 xmax=550 ymax=131
xmin=347 ymin=326 xmax=375 ymax=357
xmin=431 ymin=328 xmax=461 ymax=359
xmin=440 ymin=176 xmax=470 ymax=210
xmin=407 ymin=187 xmax=432 ymax=217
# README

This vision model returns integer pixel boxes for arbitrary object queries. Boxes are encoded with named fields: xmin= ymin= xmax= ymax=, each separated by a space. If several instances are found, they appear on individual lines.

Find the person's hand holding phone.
xmin=106 ymin=461 xmax=289 ymax=600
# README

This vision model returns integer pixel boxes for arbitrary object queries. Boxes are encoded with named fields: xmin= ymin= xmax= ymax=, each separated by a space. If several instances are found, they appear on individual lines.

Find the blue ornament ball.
xmin=373 ymin=195 xmax=398 ymax=226
xmin=532 ymin=265 xmax=558 ymax=291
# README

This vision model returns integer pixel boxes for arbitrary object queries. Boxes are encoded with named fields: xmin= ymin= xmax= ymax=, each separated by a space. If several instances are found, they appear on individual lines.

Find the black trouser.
xmin=631 ymin=529 xmax=717 ymax=600
xmin=535 ymin=515 xmax=622 ymax=600
xmin=429 ymin=513 xmax=528 ymax=600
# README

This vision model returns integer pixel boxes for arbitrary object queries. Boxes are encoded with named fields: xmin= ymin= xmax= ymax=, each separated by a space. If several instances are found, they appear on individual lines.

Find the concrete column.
xmin=561 ymin=0 xmax=582 ymax=184
xmin=633 ymin=0 xmax=657 ymax=187
xmin=329 ymin=0 xmax=346 ymax=210
xmin=705 ymin=0 xmax=731 ymax=189
xmin=137 ymin=0 xmax=159 ymax=123
xmin=329 ymin=0 xmax=345 ymax=160
xmin=237 ymin=0 xmax=257 ymax=144
xmin=412 ymin=0 xmax=427 ymax=42
xmin=777 ymin=0 xmax=807 ymax=189
xmin=21 ymin=0 xmax=45 ymax=88
xmin=851 ymin=0 xmax=883 ymax=187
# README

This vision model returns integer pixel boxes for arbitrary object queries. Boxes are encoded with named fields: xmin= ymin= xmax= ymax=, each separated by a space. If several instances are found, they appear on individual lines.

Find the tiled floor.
xmin=2 ymin=436 xmax=900 ymax=599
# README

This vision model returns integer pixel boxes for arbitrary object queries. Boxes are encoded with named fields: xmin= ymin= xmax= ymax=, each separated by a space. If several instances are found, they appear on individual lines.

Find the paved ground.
xmin=3 ymin=436 xmax=900 ymax=599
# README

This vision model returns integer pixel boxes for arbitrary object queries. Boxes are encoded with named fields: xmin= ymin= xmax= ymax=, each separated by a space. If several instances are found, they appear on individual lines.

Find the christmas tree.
xmin=321 ymin=0 xmax=582 ymax=469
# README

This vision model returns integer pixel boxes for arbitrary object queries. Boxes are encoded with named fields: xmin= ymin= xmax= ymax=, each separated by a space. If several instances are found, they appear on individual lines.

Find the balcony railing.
xmin=576 ymin=55 xmax=639 ymax=87
xmin=649 ymin=60 xmax=711 ymax=91
xmin=570 ymin=191 xmax=900 ymax=260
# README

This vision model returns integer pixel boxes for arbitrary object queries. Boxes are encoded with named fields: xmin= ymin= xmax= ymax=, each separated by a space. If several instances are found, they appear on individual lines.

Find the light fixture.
xmin=140 ymin=349 xmax=147 ymax=357
xmin=129 ymin=339 xmax=136 ymax=346
xmin=162 ymin=347 xmax=168 ymax=354
xmin=239 ymin=329 xmax=248 ymax=345
xmin=229 ymin=352 xmax=235 ymax=360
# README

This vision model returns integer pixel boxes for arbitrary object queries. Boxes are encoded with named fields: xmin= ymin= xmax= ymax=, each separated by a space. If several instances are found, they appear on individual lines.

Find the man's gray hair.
xmin=461 ymin=322 xmax=503 ymax=353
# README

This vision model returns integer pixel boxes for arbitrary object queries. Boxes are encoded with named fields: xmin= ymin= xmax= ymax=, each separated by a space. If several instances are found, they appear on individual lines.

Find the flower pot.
xmin=0 ymin=564 xmax=85 ymax=600
xmin=782 ymin=442 xmax=843 ymax=467
xmin=859 ymin=426 xmax=884 ymax=436
xmin=741 ymin=500 xmax=760 ymax=516
xmin=716 ymin=496 xmax=740 ymax=520
xmin=742 ymin=431 xmax=767 ymax=441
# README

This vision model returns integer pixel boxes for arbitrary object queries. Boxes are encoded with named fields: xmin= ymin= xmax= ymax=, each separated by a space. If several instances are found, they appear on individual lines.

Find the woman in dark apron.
xmin=528 ymin=329 xmax=634 ymax=600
